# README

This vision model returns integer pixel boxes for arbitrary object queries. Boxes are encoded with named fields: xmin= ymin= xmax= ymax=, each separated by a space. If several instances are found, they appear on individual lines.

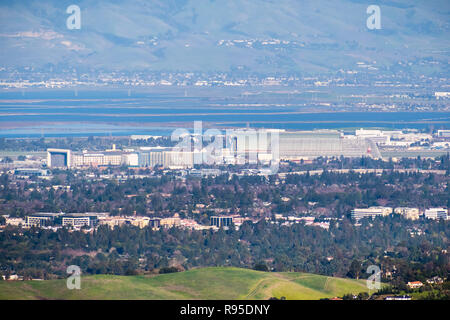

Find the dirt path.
xmin=244 ymin=273 xmax=317 ymax=299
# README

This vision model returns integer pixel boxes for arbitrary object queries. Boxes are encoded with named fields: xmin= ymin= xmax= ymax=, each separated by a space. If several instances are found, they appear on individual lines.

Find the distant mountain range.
xmin=0 ymin=0 xmax=449 ymax=75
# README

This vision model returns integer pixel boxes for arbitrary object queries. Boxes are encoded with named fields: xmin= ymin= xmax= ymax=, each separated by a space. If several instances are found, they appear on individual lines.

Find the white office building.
xmin=394 ymin=207 xmax=420 ymax=220
xmin=351 ymin=207 xmax=393 ymax=221
xmin=424 ymin=208 xmax=448 ymax=220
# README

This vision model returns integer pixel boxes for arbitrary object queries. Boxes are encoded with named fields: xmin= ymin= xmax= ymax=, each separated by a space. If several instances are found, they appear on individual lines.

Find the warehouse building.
xmin=278 ymin=131 xmax=381 ymax=160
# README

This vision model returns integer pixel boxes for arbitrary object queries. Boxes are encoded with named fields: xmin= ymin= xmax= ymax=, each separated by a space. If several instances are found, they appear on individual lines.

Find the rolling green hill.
xmin=0 ymin=267 xmax=371 ymax=300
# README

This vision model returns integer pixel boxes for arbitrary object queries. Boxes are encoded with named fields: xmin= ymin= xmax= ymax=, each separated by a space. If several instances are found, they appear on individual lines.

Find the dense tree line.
xmin=1 ymin=163 xmax=448 ymax=219
xmin=0 ymin=217 xmax=448 ymax=286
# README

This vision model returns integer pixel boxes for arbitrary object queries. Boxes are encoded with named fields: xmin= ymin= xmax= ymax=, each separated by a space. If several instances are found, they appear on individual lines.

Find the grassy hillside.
xmin=0 ymin=0 xmax=448 ymax=73
xmin=0 ymin=267 xmax=370 ymax=300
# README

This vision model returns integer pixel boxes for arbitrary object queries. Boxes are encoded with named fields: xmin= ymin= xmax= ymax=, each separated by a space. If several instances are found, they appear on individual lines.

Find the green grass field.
xmin=0 ymin=267 xmax=370 ymax=300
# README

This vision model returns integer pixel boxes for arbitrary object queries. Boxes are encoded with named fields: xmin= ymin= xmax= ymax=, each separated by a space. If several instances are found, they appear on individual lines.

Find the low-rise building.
xmin=394 ymin=207 xmax=420 ymax=220
xmin=407 ymin=281 xmax=424 ymax=289
xmin=160 ymin=214 xmax=181 ymax=228
xmin=97 ymin=216 xmax=127 ymax=228
xmin=26 ymin=213 xmax=62 ymax=227
xmin=127 ymin=217 xmax=150 ymax=228
xmin=4 ymin=216 xmax=26 ymax=226
xmin=426 ymin=276 xmax=444 ymax=285
xmin=14 ymin=168 xmax=50 ymax=177
xmin=384 ymin=295 xmax=412 ymax=300
xmin=424 ymin=208 xmax=448 ymax=220
xmin=351 ymin=207 xmax=392 ymax=221
xmin=3 ymin=274 xmax=24 ymax=281
xmin=437 ymin=129 xmax=450 ymax=138
xmin=61 ymin=213 xmax=103 ymax=228
xmin=210 ymin=215 xmax=234 ymax=228
xmin=138 ymin=148 xmax=194 ymax=169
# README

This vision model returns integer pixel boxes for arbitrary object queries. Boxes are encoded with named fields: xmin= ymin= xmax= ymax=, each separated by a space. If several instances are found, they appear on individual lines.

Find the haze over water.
xmin=0 ymin=90 xmax=449 ymax=137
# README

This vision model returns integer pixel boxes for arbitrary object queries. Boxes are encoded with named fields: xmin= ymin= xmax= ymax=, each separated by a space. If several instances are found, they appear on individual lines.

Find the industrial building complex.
xmin=42 ymin=128 xmax=450 ymax=170
xmin=45 ymin=129 xmax=391 ymax=169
